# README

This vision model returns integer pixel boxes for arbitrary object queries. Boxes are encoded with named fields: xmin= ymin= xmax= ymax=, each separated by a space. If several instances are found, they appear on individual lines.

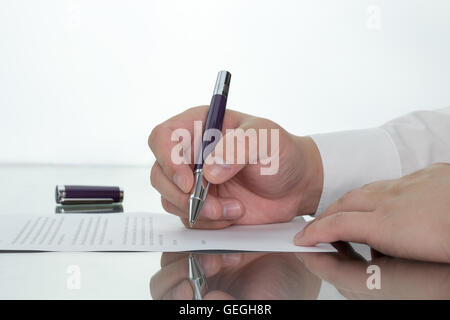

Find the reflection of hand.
xmin=150 ymin=252 xmax=321 ymax=300
xmin=295 ymin=163 xmax=450 ymax=263
xmin=297 ymin=244 xmax=450 ymax=299
xmin=148 ymin=106 xmax=323 ymax=229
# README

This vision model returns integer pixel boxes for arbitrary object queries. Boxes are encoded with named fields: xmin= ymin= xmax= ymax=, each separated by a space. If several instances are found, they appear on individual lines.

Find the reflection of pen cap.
xmin=55 ymin=185 xmax=124 ymax=205
xmin=55 ymin=204 xmax=124 ymax=214
xmin=213 ymin=70 xmax=232 ymax=98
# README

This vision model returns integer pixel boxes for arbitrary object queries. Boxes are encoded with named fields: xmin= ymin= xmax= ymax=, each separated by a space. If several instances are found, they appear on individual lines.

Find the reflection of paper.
xmin=0 ymin=213 xmax=336 ymax=252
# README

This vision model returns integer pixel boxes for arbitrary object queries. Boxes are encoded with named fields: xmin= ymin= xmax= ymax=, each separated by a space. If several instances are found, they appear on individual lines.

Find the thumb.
xmin=203 ymin=122 xmax=259 ymax=184
xmin=293 ymin=211 xmax=375 ymax=246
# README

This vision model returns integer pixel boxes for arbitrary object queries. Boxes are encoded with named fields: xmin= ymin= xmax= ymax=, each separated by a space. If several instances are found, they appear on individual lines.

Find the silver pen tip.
xmin=189 ymin=197 xmax=202 ymax=228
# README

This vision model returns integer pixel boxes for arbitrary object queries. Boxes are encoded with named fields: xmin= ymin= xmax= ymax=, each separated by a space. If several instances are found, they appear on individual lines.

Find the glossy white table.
xmin=0 ymin=165 xmax=368 ymax=299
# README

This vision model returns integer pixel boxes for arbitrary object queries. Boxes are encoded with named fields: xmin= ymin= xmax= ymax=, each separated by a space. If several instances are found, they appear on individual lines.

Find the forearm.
xmin=309 ymin=107 xmax=450 ymax=215
xmin=381 ymin=107 xmax=450 ymax=175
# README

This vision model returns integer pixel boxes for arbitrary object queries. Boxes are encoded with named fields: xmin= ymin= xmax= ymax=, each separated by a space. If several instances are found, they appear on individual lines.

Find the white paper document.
xmin=0 ymin=213 xmax=336 ymax=252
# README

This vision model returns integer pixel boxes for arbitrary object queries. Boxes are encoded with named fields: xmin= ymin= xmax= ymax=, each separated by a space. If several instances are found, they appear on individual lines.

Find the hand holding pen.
xmin=189 ymin=71 xmax=231 ymax=227
xmin=148 ymin=72 xmax=324 ymax=229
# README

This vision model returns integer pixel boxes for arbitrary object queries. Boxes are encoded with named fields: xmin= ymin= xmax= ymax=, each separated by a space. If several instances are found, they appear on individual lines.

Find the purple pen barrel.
xmin=189 ymin=70 xmax=231 ymax=227
xmin=194 ymin=70 xmax=231 ymax=171
xmin=194 ymin=94 xmax=227 ymax=170
xmin=55 ymin=185 xmax=124 ymax=204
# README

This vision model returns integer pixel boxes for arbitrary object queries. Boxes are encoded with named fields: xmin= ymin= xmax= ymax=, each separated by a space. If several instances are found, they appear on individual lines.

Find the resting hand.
xmin=295 ymin=163 xmax=450 ymax=263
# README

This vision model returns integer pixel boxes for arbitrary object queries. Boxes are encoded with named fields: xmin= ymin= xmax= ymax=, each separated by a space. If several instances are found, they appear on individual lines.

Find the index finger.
xmin=148 ymin=121 xmax=195 ymax=193
xmin=148 ymin=106 xmax=245 ymax=193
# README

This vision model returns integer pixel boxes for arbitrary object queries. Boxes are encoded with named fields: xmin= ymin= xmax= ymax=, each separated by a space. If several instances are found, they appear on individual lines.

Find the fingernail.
xmin=208 ymin=163 xmax=231 ymax=179
xmin=293 ymin=230 xmax=305 ymax=245
xmin=173 ymin=173 xmax=186 ymax=192
xmin=222 ymin=202 xmax=242 ymax=219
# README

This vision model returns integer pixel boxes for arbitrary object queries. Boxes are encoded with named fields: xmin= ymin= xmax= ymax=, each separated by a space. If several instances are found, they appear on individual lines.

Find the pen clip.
xmin=193 ymin=170 xmax=210 ymax=203
xmin=200 ymin=180 xmax=210 ymax=203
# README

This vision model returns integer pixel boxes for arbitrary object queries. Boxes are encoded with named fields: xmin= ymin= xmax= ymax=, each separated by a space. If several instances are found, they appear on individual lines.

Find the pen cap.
xmin=55 ymin=185 xmax=124 ymax=205
xmin=213 ymin=70 xmax=231 ymax=98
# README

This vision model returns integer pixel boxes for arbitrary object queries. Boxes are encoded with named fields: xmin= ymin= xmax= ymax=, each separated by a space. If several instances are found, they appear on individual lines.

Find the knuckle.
xmin=148 ymin=124 xmax=163 ymax=149
xmin=160 ymin=197 xmax=171 ymax=213
xmin=337 ymin=189 xmax=361 ymax=207
xmin=330 ymin=212 xmax=347 ymax=230
xmin=387 ymin=183 xmax=403 ymax=196
xmin=349 ymin=188 xmax=372 ymax=204
xmin=150 ymin=163 xmax=159 ymax=189
xmin=253 ymin=116 xmax=280 ymax=130
xmin=335 ymin=196 xmax=346 ymax=208
xmin=342 ymin=190 xmax=355 ymax=202
xmin=361 ymin=182 xmax=377 ymax=191
xmin=364 ymin=180 xmax=390 ymax=192
xmin=431 ymin=162 xmax=450 ymax=170
xmin=149 ymin=274 xmax=159 ymax=299
xmin=347 ymin=189 xmax=365 ymax=199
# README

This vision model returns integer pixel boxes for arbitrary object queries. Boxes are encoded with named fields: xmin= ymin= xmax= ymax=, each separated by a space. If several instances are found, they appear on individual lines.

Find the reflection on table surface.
xmin=0 ymin=166 xmax=449 ymax=299
xmin=150 ymin=245 xmax=450 ymax=300
xmin=1 ymin=244 xmax=449 ymax=299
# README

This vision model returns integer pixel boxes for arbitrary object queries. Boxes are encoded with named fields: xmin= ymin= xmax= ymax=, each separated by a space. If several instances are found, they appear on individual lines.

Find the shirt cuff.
xmin=310 ymin=128 xmax=402 ymax=215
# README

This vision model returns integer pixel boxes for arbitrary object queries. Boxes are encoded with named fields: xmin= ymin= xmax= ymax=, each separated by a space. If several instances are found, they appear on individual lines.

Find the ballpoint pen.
xmin=188 ymin=253 xmax=208 ymax=300
xmin=189 ymin=70 xmax=231 ymax=227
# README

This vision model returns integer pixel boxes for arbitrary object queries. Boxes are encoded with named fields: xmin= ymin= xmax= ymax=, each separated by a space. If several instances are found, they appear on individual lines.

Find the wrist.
xmin=292 ymin=135 xmax=324 ymax=215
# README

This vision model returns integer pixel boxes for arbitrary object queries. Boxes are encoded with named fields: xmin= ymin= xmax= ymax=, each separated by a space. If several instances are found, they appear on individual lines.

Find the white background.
xmin=1 ymin=0 xmax=449 ymax=166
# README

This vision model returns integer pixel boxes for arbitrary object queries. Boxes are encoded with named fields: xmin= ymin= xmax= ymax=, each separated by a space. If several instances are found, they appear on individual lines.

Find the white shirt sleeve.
xmin=311 ymin=107 xmax=450 ymax=215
